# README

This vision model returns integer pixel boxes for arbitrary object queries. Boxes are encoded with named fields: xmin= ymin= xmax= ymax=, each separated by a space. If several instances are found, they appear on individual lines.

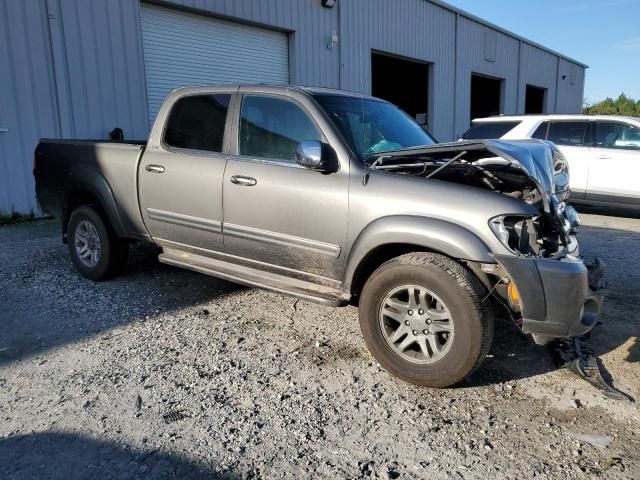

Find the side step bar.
xmin=158 ymin=248 xmax=349 ymax=307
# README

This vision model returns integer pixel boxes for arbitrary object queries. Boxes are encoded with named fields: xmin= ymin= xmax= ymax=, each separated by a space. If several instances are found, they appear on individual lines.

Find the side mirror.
xmin=295 ymin=141 xmax=338 ymax=173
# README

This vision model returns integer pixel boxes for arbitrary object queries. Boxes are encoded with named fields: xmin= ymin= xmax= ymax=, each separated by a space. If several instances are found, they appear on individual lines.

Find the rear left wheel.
xmin=67 ymin=205 xmax=128 ymax=281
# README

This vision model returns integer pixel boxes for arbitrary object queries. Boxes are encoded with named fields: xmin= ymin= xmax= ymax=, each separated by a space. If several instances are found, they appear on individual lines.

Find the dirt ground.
xmin=1 ymin=207 xmax=638 ymax=479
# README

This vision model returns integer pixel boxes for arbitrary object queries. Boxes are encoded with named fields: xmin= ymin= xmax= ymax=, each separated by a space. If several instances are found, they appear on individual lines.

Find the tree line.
xmin=583 ymin=94 xmax=640 ymax=116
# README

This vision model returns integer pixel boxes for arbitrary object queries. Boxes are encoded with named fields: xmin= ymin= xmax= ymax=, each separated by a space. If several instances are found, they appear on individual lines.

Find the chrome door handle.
xmin=145 ymin=164 xmax=165 ymax=173
xmin=230 ymin=175 xmax=257 ymax=186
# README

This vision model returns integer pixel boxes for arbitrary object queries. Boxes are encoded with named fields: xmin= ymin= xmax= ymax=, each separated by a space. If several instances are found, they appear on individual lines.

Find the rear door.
xmin=139 ymin=89 xmax=234 ymax=252
xmin=222 ymin=90 xmax=349 ymax=281
xmin=537 ymin=120 xmax=590 ymax=199
xmin=586 ymin=121 xmax=640 ymax=206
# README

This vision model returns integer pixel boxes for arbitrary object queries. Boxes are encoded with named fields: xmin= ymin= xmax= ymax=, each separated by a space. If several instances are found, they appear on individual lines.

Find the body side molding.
xmin=147 ymin=208 xmax=222 ymax=234
xmin=223 ymin=223 xmax=342 ymax=259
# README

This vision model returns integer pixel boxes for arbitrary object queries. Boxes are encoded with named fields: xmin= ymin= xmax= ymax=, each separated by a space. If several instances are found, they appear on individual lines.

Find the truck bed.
xmin=34 ymin=139 xmax=148 ymax=239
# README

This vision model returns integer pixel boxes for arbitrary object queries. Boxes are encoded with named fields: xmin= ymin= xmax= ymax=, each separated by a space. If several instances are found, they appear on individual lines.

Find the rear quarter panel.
xmin=35 ymin=140 xmax=147 ymax=238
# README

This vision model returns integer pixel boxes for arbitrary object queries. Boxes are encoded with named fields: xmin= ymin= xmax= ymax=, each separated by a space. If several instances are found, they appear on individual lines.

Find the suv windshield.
xmin=313 ymin=94 xmax=436 ymax=159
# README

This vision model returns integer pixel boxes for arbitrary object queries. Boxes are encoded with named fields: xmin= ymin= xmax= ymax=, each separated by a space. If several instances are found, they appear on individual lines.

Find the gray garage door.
xmin=140 ymin=4 xmax=289 ymax=126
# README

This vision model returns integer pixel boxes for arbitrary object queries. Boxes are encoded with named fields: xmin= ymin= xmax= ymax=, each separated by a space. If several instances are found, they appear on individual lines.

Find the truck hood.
xmin=368 ymin=138 xmax=569 ymax=215
xmin=481 ymin=139 xmax=569 ymax=211
xmin=367 ymin=139 xmax=578 ymax=258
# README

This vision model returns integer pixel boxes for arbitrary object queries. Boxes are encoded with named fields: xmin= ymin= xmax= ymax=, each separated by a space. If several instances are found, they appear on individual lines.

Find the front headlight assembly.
xmin=557 ymin=202 xmax=581 ymax=235
xmin=489 ymin=215 xmax=540 ymax=255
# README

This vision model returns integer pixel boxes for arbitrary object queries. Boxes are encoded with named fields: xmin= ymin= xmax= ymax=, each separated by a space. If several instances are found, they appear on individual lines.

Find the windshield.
xmin=313 ymin=94 xmax=436 ymax=159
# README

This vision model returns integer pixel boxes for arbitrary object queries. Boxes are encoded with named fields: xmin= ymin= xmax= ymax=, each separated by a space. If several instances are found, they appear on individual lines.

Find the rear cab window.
xmin=461 ymin=121 xmax=521 ymax=140
xmin=164 ymin=94 xmax=231 ymax=152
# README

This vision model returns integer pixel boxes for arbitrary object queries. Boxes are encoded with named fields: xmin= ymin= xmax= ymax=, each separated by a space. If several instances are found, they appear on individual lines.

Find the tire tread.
xmin=359 ymin=252 xmax=494 ymax=387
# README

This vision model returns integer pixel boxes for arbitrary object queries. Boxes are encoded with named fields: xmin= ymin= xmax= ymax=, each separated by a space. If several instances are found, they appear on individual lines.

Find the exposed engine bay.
xmin=366 ymin=139 xmax=580 ymax=258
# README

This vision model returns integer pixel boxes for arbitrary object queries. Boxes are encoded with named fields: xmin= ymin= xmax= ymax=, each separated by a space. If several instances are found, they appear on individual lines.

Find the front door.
xmin=587 ymin=121 xmax=640 ymax=206
xmin=139 ymin=91 xmax=234 ymax=252
xmin=222 ymin=93 xmax=349 ymax=281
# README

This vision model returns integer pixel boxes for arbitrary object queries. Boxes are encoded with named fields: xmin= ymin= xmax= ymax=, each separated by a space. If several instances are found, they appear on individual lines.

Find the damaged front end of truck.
xmin=366 ymin=138 xmax=607 ymax=346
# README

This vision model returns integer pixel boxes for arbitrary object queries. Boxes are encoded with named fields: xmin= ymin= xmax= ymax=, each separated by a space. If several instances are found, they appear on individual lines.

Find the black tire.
xmin=67 ymin=205 xmax=128 ymax=281
xmin=359 ymin=252 xmax=494 ymax=387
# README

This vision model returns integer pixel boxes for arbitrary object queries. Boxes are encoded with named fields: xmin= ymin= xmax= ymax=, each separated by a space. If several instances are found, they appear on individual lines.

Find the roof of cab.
xmin=168 ymin=84 xmax=382 ymax=101
xmin=472 ymin=114 xmax=640 ymax=124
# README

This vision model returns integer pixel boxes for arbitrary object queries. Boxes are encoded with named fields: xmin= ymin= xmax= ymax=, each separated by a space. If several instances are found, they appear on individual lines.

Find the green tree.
xmin=583 ymin=94 xmax=640 ymax=116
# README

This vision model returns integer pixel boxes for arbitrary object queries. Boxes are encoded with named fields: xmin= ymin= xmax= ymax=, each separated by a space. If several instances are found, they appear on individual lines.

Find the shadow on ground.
xmin=0 ymin=431 xmax=232 ymax=480
xmin=574 ymin=204 xmax=640 ymax=220
xmin=0 ymin=230 xmax=244 ymax=366
xmin=1 ymin=218 xmax=638 ymax=387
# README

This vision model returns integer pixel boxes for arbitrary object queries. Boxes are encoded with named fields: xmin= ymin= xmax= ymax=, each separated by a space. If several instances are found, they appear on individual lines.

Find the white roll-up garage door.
xmin=140 ymin=4 xmax=290 ymax=127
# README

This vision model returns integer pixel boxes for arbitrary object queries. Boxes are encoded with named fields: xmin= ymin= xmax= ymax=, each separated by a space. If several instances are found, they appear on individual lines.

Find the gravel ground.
xmin=1 ymin=208 xmax=639 ymax=479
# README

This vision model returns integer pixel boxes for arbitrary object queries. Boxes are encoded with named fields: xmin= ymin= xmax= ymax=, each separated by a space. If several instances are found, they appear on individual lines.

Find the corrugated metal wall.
xmin=165 ymin=0 xmax=340 ymax=88
xmin=1 ymin=0 xmax=587 ymax=214
xmin=140 ymin=4 xmax=290 ymax=126
xmin=46 ymin=0 xmax=149 ymax=141
xmin=454 ymin=16 xmax=520 ymax=138
xmin=519 ymin=43 xmax=559 ymax=113
xmin=339 ymin=0 xmax=457 ymax=141
xmin=556 ymin=58 xmax=586 ymax=113
xmin=0 ymin=0 xmax=59 ymax=214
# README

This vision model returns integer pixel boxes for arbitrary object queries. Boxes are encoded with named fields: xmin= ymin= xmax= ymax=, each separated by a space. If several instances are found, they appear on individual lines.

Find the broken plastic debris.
xmin=567 ymin=432 xmax=614 ymax=449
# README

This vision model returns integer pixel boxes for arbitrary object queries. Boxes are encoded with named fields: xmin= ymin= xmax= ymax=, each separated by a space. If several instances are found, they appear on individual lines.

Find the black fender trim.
xmin=61 ymin=168 xmax=127 ymax=238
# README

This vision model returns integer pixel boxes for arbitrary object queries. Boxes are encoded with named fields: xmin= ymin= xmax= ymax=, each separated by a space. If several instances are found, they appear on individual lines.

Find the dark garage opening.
xmin=525 ymin=85 xmax=547 ymax=114
xmin=470 ymin=74 xmax=502 ymax=122
xmin=371 ymin=51 xmax=429 ymax=128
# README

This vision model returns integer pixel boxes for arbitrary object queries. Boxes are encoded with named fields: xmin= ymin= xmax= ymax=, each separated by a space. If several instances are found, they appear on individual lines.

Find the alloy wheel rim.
xmin=378 ymin=285 xmax=454 ymax=364
xmin=74 ymin=220 xmax=101 ymax=268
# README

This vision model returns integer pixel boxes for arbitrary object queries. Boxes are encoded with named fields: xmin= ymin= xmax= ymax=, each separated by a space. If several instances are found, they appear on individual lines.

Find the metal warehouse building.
xmin=1 ymin=0 xmax=586 ymax=215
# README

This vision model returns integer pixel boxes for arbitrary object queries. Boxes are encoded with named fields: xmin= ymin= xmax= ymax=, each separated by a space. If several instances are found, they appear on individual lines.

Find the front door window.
xmin=239 ymin=95 xmax=321 ymax=163
xmin=594 ymin=122 xmax=640 ymax=150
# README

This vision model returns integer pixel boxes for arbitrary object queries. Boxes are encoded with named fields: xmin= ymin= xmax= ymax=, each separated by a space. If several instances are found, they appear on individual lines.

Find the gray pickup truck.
xmin=35 ymin=85 xmax=605 ymax=387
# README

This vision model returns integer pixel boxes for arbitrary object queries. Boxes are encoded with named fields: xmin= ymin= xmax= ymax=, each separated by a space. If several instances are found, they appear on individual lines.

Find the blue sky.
xmin=446 ymin=0 xmax=640 ymax=105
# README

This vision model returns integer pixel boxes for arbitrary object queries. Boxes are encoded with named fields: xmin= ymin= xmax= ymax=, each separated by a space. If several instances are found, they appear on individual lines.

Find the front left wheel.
xmin=358 ymin=252 xmax=494 ymax=388
xmin=67 ymin=205 xmax=128 ymax=281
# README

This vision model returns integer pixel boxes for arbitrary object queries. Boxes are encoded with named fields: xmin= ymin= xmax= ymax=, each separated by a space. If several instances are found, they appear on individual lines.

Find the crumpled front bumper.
xmin=494 ymin=254 xmax=607 ymax=344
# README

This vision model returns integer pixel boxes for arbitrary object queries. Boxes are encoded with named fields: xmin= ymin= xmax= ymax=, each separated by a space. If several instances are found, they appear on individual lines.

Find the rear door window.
xmin=594 ymin=122 xmax=640 ymax=150
xmin=461 ymin=121 xmax=521 ymax=139
xmin=546 ymin=121 xmax=588 ymax=146
xmin=164 ymin=94 xmax=231 ymax=152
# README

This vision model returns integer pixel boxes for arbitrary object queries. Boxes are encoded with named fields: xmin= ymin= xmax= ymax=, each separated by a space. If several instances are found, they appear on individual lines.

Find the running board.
xmin=158 ymin=248 xmax=349 ymax=307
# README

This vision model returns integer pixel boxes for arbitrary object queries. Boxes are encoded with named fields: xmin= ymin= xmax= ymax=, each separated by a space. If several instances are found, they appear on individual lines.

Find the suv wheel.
xmin=68 ymin=205 xmax=128 ymax=281
xmin=359 ymin=252 xmax=494 ymax=387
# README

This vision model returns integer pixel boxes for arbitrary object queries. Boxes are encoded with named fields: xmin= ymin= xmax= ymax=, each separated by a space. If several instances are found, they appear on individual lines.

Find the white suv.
xmin=462 ymin=115 xmax=640 ymax=209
